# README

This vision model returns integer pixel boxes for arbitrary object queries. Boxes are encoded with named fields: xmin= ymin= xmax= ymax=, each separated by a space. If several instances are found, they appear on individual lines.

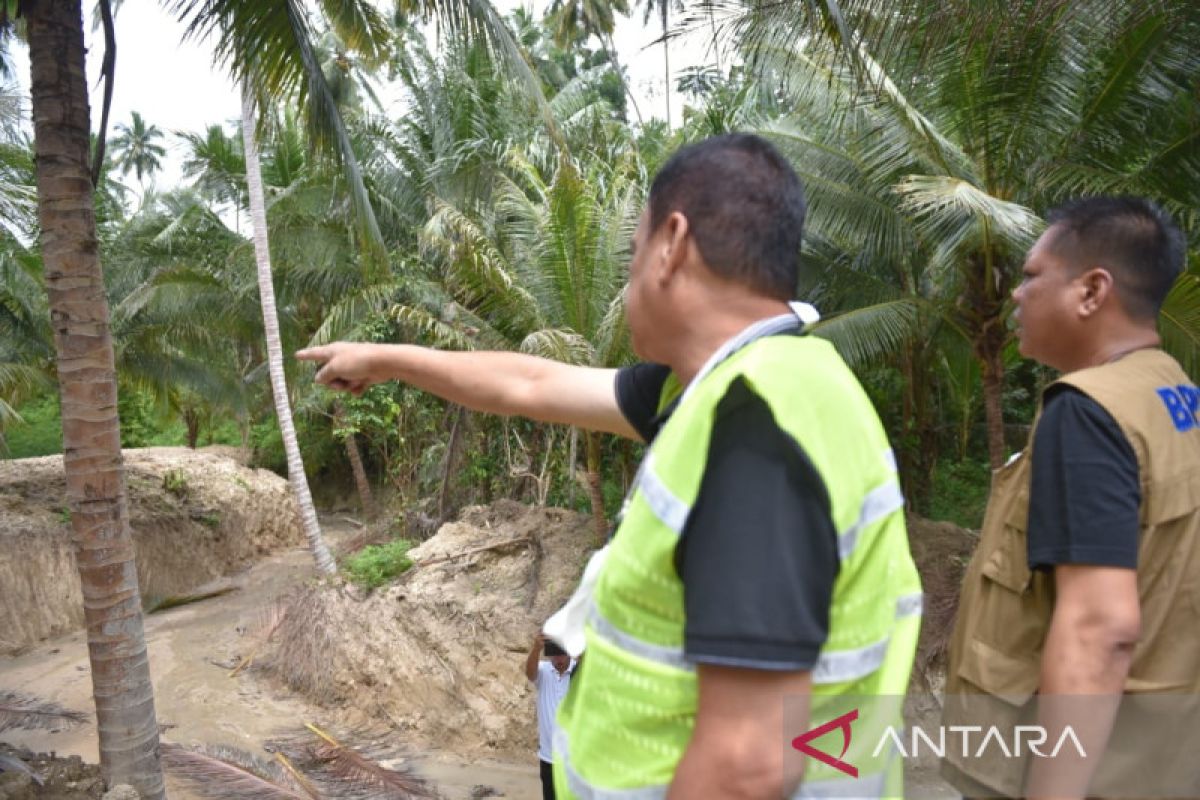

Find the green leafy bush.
xmin=4 ymin=395 xmax=62 ymax=458
xmin=929 ymin=459 xmax=991 ymax=530
xmin=342 ymin=539 xmax=414 ymax=590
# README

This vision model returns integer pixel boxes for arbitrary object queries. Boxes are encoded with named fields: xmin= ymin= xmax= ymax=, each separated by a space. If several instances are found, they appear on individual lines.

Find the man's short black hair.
xmin=1046 ymin=196 xmax=1185 ymax=320
xmin=648 ymin=133 xmax=806 ymax=301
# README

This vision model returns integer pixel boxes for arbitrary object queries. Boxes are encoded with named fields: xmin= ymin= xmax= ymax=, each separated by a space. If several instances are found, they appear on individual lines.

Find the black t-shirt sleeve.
xmin=676 ymin=378 xmax=839 ymax=671
xmin=615 ymin=362 xmax=672 ymax=443
xmin=1027 ymin=386 xmax=1141 ymax=570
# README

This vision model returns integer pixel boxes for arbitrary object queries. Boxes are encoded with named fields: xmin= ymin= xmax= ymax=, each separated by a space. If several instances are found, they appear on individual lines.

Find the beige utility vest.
xmin=944 ymin=349 xmax=1200 ymax=796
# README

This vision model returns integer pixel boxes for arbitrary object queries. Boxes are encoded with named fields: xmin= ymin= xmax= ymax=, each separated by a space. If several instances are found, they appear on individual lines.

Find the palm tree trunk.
xmin=184 ymin=407 xmax=201 ymax=449
xmin=240 ymin=84 xmax=335 ymax=575
xmin=585 ymin=430 xmax=607 ymax=544
xmin=980 ymin=340 xmax=1007 ymax=469
xmin=661 ymin=3 xmax=671 ymax=128
xmin=335 ymin=405 xmax=376 ymax=521
xmin=972 ymin=302 xmax=1009 ymax=469
xmin=26 ymin=3 xmax=165 ymax=796
xmin=344 ymin=431 xmax=376 ymax=520
xmin=438 ymin=405 xmax=467 ymax=522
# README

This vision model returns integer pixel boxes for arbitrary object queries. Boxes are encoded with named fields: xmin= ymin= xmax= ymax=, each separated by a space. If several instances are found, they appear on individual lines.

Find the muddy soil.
xmin=0 ymin=512 xmax=542 ymax=799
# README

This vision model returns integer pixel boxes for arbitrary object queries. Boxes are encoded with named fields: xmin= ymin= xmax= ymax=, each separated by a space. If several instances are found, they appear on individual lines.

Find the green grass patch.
xmin=342 ymin=539 xmax=415 ymax=590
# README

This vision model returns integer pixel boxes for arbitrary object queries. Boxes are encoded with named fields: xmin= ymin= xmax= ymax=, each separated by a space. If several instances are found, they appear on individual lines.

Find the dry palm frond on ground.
xmin=0 ymin=690 xmax=87 ymax=732
xmin=230 ymin=595 xmax=293 ymax=677
xmin=161 ymin=742 xmax=315 ymax=800
xmin=267 ymin=723 xmax=437 ymax=799
xmin=0 ymin=751 xmax=44 ymax=786
xmin=253 ymin=586 xmax=344 ymax=702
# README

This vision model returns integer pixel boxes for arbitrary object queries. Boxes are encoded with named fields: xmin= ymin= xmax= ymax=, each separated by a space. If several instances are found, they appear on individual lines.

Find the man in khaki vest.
xmin=942 ymin=196 xmax=1200 ymax=799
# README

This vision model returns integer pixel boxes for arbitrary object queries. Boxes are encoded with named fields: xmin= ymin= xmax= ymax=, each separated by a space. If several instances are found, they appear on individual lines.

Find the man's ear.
xmin=1078 ymin=267 xmax=1114 ymax=318
xmin=655 ymin=211 xmax=690 ymax=285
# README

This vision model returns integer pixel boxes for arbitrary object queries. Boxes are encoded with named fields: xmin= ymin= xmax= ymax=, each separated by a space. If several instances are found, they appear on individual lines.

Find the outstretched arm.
xmin=296 ymin=343 xmax=640 ymax=440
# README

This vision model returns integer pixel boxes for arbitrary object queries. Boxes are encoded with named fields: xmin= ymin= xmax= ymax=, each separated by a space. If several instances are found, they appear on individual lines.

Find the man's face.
xmin=1012 ymin=226 xmax=1081 ymax=370
xmin=550 ymin=654 xmax=571 ymax=673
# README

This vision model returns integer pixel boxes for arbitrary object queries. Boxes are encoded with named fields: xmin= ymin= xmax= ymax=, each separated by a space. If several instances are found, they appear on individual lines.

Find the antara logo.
xmin=792 ymin=710 xmax=1088 ymax=780
xmin=791 ymin=709 xmax=859 ymax=778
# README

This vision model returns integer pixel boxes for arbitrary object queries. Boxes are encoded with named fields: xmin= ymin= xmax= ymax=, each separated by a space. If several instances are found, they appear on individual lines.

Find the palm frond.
xmin=160 ymin=742 xmax=311 ymax=800
xmin=519 ymin=328 xmax=595 ymax=365
xmin=0 ymin=753 xmax=43 ymax=787
xmin=168 ymin=0 xmax=386 ymax=271
xmin=1159 ymin=270 xmax=1200 ymax=379
xmin=809 ymin=297 xmax=924 ymax=367
xmin=387 ymin=305 xmax=475 ymax=351
xmin=0 ymin=691 xmax=88 ymax=733
xmin=894 ymin=175 xmax=1043 ymax=276
xmin=302 ymin=723 xmax=436 ymax=799
xmin=308 ymin=285 xmax=402 ymax=346
xmin=316 ymin=0 xmax=391 ymax=69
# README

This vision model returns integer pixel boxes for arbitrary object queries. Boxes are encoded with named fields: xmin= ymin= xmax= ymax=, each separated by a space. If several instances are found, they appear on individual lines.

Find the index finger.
xmin=295 ymin=346 xmax=329 ymax=363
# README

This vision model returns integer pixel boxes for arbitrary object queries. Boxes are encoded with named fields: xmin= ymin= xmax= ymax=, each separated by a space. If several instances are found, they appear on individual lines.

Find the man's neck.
xmin=1061 ymin=330 xmax=1161 ymax=374
xmin=670 ymin=297 xmax=793 ymax=386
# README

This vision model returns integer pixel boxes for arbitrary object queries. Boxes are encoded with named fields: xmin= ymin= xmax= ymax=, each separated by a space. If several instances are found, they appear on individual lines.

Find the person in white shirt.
xmin=525 ymin=632 xmax=574 ymax=800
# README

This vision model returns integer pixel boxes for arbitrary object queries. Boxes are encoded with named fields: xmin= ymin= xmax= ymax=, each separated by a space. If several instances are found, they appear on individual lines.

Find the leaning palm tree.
xmin=241 ymin=86 xmax=335 ymax=574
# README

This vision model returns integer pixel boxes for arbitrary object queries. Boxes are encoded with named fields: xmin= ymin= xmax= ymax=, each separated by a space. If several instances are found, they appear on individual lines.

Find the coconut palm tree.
xmin=746 ymin=0 xmax=1200 ymax=468
xmin=17 ymin=1 xmax=166 ymax=794
xmin=547 ymin=0 xmax=644 ymax=124
xmin=109 ymin=111 xmax=167 ymax=191
xmin=177 ymin=122 xmax=246 ymax=225
xmin=239 ymin=85 xmax=335 ymax=574
xmin=416 ymin=151 xmax=640 ymax=537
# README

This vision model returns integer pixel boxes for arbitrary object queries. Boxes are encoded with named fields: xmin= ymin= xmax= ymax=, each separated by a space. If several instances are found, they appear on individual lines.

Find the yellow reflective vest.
xmin=554 ymin=329 xmax=923 ymax=798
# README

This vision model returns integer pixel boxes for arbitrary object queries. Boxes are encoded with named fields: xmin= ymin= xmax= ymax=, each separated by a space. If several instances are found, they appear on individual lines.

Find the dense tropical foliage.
xmin=5 ymin=0 xmax=1198 ymax=527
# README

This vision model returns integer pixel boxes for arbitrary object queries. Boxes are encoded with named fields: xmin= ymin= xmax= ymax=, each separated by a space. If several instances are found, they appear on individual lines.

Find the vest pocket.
xmin=957 ymin=636 xmax=1040 ymax=703
xmin=980 ymin=513 xmax=1032 ymax=594
xmin=1141 ymin=465 xmax=1200 ymax=526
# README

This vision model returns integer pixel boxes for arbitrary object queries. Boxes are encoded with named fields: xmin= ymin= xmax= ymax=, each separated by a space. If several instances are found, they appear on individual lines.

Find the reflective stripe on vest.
xmin=587 ymin=592 xmax=924 ymax=683
xmin=837 ymin=481 xmax=905 ymax=560
xmin=555 ymin=729 xmax=889 ymax=800
xmin=634 ymin=452 xmax=905 ymax=559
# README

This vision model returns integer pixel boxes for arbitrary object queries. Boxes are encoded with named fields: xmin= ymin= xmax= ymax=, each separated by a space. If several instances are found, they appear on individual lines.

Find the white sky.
xmin=7 ymin=2 xmax=720 ymax=191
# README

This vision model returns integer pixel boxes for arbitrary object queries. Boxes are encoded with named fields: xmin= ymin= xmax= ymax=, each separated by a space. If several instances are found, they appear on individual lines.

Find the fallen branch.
xmin=413 ymin=535 xmax=531 ymax=569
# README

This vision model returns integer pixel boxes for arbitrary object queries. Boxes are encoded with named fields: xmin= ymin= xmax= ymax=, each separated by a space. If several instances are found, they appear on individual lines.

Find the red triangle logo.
xmin=791 ymin=708 xmax=859 ymax=778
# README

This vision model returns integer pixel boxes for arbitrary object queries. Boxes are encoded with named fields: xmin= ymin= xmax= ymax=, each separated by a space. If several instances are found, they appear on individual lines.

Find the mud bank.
xmin=0 ymin=448 xmax=302 ymax=656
